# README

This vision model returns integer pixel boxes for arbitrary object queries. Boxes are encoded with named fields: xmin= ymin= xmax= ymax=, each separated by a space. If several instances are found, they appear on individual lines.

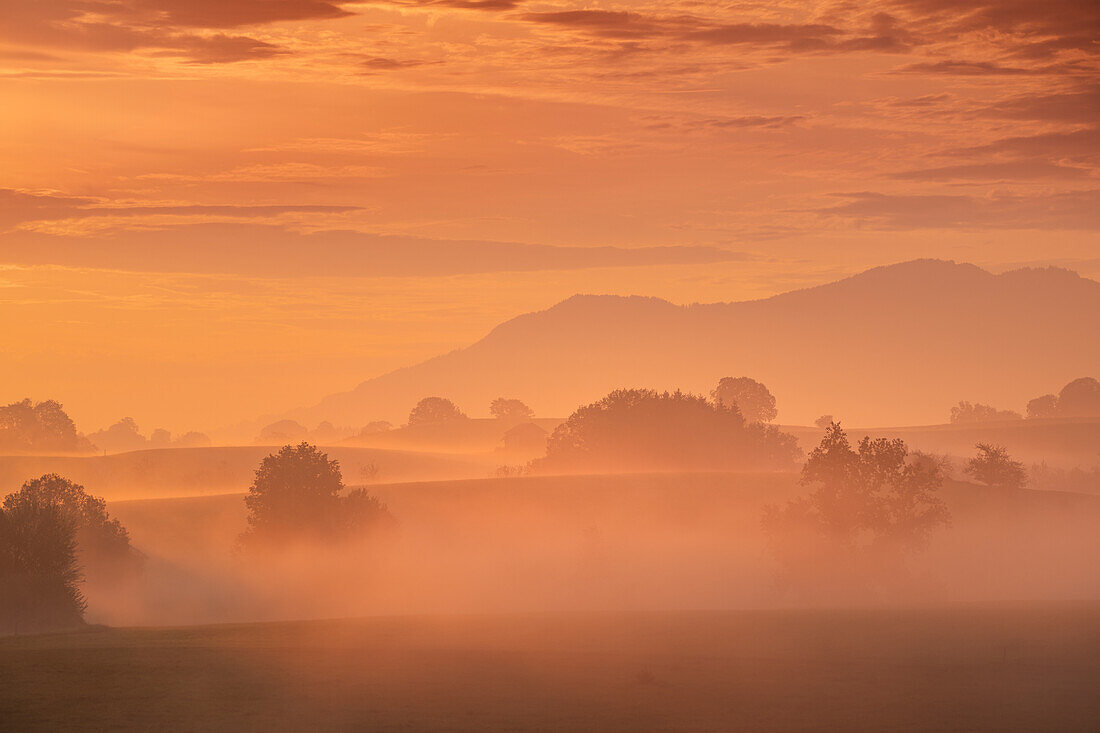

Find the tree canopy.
xmin=711 ymin=377 xmax=778 ymax=423
xmin=3 ymin=474 xmax=141 ymax=578
xmin=408 ymin=397 xmax=467 ymax=426
xmin=490 ymin=397 xmax=534 ymax=423
xmin=949 ymin=401 xmax=1022 ymax=423
xmin=762 ymin=424 xmax=950 ymax=593
xmin=0 ymin=499 xmax=85 ymax=633
xmin=0 ymin=399 xmax=92 ymax=454
xmin=1025 ymin=377 xmax=1100 ymax=419
xmin=241 ymin=443 xmax=390 ymax=547
xmin=532 ymin=388 xmax=799 ymax=473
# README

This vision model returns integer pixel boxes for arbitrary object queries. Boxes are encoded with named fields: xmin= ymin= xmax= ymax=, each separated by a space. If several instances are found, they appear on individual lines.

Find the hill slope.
xmin=285 ymin=260 xmax=1100 ymax=426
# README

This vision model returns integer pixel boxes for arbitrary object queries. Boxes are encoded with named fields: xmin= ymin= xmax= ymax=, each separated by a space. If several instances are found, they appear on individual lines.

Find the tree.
xmin=762 ymin=424 xmax=950 ymax=592
xmin=88 ymin=417 xmax=146 ymax=454
xmin=949 ymin=401 xmax=1022 ymax=423
xmin=964 ymin=443 xmax=1026 ymax=490
xmin=814 ymin=415 xmax=835 ymax=429
xmin=358 ymin=421 xmax=393 ymax=436
xmin=1057 ymin=377 xmax=1100 ymax=417
xmin=1024 ymin=377 xmax=1100 ymax=419
xmin=0 ymin=499 xmax=85 ymax=633
xmin=257 ymin=419 xmax=308 ymax=443
xmin=240 ymin=443 xmax=390 ymax=547
xmin=0 ymin=398 xmax=92 ymax=454
xmin=1026 ymin=394 xmax=1059 ymax=419
xmin=711 ymin=377 xmax=778 ymax=423
xmin=174 ymin=431 xmax=211 ymax=448
xmin=489 ymin=398 xmax=535 ymax=423
xmin=4 ymin=474 xmax=142 ymax=580
xmin=408 ymin=397 xmax=467 ymax=426
xmin=532 ymin=388 xmax=800 ymax=473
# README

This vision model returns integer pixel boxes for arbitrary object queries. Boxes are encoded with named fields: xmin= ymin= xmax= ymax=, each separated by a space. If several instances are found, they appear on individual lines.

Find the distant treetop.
xmin=532 ymin=388 xmax=799 ymax=473
xmin=1026 ymin=377 xmax=1100 ymax=419
xmin=0 ymin=399 xmax=92 ymax=454
xmin=490 ymin=397 xmax=534 ymax=423
xmin=949 ymin=401 xmax=1022 ymax=424
xmin=408 ymin=397 xmax=468 ymax=426
xmin=711 ymin=377 xmax=778 ymax=423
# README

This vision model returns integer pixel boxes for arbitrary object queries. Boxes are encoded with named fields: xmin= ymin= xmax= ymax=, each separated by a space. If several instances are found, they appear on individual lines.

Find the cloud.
xmin=982 ymin=86 xmax=1100 ymax=124
xmin=360 ymin=56 xmax=433 ymax=71
xmin=820 ymin=190 xmax=1100 ymax=230
xmin=370 ymin=0 xmax=522 ymax=10
xmin=702 ymin=115 xmax=805 ymax=129
xmin=518 ymin=11 xmax=850 ymax=52
xmin=886 ymin=0 xmax=1100 ymax=60
xmin=952 ymin=127 xmax=1100 ymax=163
xmin=0 ymin=189 xmax=362 ymax=228
xmin=136 ymin=0 xmax=354 ymax=28
xmin=891 ymin=160 xmax=1093 ymax=181
xmin=0 ymin=223 xmax=753 ymax=277
xmin=894 ymin=60 xmax=1044 ymax=75
xmin=0 ymin=0 xmax=357 ymax=62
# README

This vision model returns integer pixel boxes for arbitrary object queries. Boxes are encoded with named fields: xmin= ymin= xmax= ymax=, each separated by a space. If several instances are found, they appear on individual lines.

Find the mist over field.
xmin=4 ymin=0 xmax=1100 ymax=726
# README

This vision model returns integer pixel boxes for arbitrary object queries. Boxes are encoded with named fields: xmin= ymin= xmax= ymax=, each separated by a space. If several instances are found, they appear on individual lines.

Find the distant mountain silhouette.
xmin=283 ymin=260 xmax=1100 ymax=427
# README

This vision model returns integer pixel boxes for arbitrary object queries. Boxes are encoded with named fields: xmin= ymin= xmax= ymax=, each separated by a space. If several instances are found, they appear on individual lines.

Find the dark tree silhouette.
xmin=949 ymin=401 xmax=1021 ymax=423
xmin=0 ymin=399 xmax=92 ymax=454
xmin=1026 ymin=394 xmax=1060 ymax=419
xmin=762 ymin=424 xmax=950 ymax=593
xmin=489 ymin=397 xmax=535 ymax=423
xmin=711 ymin=377 xmax=778 ymax=423
xmin=964 ymin=443 xmax=1027 ymax=490
xmin=408 ymin=397 xmax=467 ymax=426
xmin=3 ymin=474 xmax=142 ymax=580
xmin=358 ymin=421 xmax=393 ymax=437
xmin=0 ymin=499 xmax=85 ymax=634
xmin=1057 ymin=377 xmax=1100 ymax=417
xmin=533 ymin=388 xmax=799 ymax=473
xmin=1024 ymin=377 xmax=1100 ymax=419
xmin=88 ymin=417 xmax=146 ymax=454
xmin=257 ymin=419 xmax=309 ymax=443
xmin=174 ymin=431 xmax=212 ymax=448
xmin=240 ymin=443 xmax=390 ymax=547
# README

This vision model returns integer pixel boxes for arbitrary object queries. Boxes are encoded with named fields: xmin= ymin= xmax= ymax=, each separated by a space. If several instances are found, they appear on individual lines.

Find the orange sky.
xmin=1 ymin=0 xmax=1097 ymax=433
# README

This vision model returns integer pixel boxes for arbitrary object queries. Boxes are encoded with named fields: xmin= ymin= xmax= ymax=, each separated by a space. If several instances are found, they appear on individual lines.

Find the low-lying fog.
xmin=92 ymin=472 xmax=1100 ymax=628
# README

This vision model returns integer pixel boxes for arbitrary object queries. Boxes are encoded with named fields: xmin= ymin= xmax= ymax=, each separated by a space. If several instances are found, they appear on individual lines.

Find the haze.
xmin=2 ymin=2 xmax=1099 ymax=730
xmin=2 ymin=0 xmax=1098 ymax=432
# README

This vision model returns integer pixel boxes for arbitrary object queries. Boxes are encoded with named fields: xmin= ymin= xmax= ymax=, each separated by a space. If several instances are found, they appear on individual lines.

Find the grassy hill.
xmin=2 ymin=605 xmax=1098 ymax=731
xmin=0 ymin=445 xmax=494 ymax=501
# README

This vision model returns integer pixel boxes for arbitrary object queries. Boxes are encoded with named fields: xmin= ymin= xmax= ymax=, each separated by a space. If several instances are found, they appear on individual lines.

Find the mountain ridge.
xmin=277 ymin=260 xmax=1100 ymax=429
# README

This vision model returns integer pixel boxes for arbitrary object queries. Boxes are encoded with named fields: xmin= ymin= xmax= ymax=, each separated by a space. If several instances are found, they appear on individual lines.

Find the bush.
xmin=964 ymin=443 xmax=1027 ymax=490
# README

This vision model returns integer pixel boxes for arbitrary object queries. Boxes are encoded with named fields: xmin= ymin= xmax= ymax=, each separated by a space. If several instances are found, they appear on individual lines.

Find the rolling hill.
xmin=278 ymin=260 xmax=1100 ymax=428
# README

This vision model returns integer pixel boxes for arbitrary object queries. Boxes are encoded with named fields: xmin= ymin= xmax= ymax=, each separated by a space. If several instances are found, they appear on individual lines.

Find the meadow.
xmin=2 ymin=604 xmax=1097 ymax=731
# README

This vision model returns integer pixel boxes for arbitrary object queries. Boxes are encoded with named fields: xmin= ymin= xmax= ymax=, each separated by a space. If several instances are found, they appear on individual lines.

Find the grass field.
xmin=1 ymin=605 xmax=1098 ymax=731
